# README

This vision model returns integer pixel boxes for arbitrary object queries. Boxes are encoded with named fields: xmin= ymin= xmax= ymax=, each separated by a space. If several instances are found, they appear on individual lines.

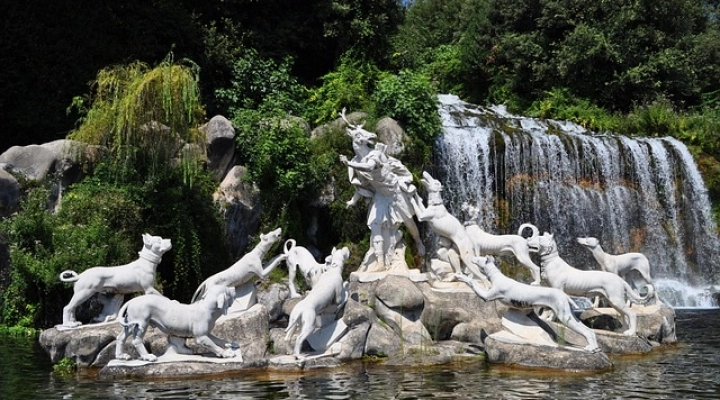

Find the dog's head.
xmin=576 ymin=237 xmax=599 ymax=249
xmin=142 ymin=233 xmax=173 ymax=256
xmin=327 ymin=246 xmax=350 ymax=271
xmin=471 ymin=255 xmax=495 ymax=275
xmin=537 ymin=232 xmax=557 ymax=256
xmin=420 ymin=171 xmax=443 ymax=193
xmin=260 ymin=228 xmax=283 ymax=246
xmin=204 ymin=285 xmax=236 ymax=315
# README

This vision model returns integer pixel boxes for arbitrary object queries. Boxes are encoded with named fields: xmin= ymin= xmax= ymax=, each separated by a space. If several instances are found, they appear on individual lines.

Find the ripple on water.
xmin=3 ymin=309 xmax=720 ymax=399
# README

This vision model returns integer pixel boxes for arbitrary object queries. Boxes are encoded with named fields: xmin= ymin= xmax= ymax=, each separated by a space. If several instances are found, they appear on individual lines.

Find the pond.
xmin=1 ymin=308 xmax=718 ymax=399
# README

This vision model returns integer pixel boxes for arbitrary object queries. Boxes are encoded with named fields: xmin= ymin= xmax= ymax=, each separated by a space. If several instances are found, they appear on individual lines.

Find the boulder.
xmin=484 ymin=331 xmax=612 ymax=372
xmin=201 ymin=115 xmax=236 ymax=182
xmin=374 ymin=117 xmax=406 ymax=156
xmin=213 ymin=303 xmax=270 ymax=364
xmin=0 ymin=144 xmax=60 ymax=180
xmin=39 ymin=322 xmax=122 ymax=367
xmin=214 ymin=165 xmax=262 ymax=258
xmin=310 ymin=111 xmax=368 ymax=139
xmin=0 ymin=170 xmax=20 ymax=217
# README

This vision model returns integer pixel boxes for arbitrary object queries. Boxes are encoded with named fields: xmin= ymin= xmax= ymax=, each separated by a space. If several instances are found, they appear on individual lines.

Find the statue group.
xmin=49 ymin=111 xmax=670 ymax=374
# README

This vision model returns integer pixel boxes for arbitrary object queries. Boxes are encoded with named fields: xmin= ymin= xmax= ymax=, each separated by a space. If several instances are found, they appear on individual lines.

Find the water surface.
xmin=1 ymin=309 xmax=718 ymax=399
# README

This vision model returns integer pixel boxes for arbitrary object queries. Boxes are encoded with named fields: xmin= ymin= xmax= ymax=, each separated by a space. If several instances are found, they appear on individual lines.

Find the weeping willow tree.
xmin=68 ymin=54 xmax=206 ymax=182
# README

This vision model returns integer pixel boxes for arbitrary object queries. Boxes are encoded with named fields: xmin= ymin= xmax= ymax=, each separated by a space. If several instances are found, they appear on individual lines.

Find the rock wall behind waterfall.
xmin=433 ymin=95 xmax=720 ymax=305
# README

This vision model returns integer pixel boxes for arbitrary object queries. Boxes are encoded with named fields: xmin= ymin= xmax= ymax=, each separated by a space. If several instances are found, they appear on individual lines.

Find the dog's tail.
xmin=284 ymin=239 xmax=296 ymax=255
xmin=285 ymin=311 xmax=299 ymax=340
xmin=59 ymin=270 xmax=79 ymax=283
xmin=116 ymin=301 xmax=132 ymax=327
xmin=624 ymin=280 xmax=652 ymax=305
xmin=191 ymin=280 xmax=208 ymax=304
xmin=518 ymin=223 xmax=539 ymax=239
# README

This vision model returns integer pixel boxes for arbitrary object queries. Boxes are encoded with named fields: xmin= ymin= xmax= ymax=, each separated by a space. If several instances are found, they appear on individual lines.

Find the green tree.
xmin=67 ymin=55 xmax=205 ymax=182
xmin=460 ymin=0 xmax=720 ymax=112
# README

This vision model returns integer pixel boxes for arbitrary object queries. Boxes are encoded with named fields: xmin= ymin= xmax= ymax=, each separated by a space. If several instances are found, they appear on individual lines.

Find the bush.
xmin=373 ymin=69 xmax=442 ymax=167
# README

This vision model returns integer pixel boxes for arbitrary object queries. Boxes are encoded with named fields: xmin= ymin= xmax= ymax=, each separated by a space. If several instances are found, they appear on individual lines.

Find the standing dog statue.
xmin=192 ymin=228 xmax=286 ymax=302
xmin=59 ymin=233 xmax=172 ymax=328
xmin=115 ymin=285 xmax=238 ymax=362
xmin=576 ymin=236 xmax=656 ymax=302
xmin=285 ymin=246 xmax=350 ymax=358
xmin=454 ymin=256 xmax=600 ymax=352
xmin=284 ymin=239 xmax=336 ymax=298
xmin=537 ymin=233 xmax=650 ymax=336
xmin=462 ymin=202 xmax=542 ymax=285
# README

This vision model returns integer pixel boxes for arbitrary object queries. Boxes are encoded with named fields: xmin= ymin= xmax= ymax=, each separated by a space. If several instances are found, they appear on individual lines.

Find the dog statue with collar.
xmin=59 ymin=233 xmax=172 ymax=328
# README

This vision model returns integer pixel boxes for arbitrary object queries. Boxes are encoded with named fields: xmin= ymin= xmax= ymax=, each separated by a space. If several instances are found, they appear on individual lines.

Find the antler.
xmin=339 ymin=108 xmax=364 ymax=131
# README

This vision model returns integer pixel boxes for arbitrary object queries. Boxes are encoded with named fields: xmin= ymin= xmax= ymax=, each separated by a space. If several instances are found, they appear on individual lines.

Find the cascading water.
xmin=434 ymin=94 xmax=720 ymax=308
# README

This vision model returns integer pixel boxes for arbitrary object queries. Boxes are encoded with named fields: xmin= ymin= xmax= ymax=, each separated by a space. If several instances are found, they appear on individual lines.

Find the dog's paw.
xmin=141 ymin=354 xmax=158 ymax=362
xmin=115 ymin=353 xmax=132 ymax=361
xmin=221 ymin=349 xmax=236 ymax=358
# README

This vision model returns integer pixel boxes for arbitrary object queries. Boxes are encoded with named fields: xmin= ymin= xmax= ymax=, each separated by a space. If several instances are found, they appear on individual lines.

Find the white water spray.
xmin=435 ymin=94 xmax=720 ymax=308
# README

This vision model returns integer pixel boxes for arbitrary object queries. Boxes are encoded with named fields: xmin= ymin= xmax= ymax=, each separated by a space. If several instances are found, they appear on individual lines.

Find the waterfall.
xmin=434 ymin=94 xmax=720 ymax=308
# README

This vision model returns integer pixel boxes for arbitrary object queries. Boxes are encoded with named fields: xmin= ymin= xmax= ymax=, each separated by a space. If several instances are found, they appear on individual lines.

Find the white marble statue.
xmin=454 ymin=256 xmax=600 ymax=352
xmin=59 ymin=233 xmax=173 ymax=328
xmin=284 ymin=239 xmax=340 ymax=298
xmin=285 ymin=246 xmax=350 ymax=358
xmin=410 ymin=171 xmax=486 ymax=280
xmin=191 ymin=228 xmax=286 ymax=302
xmin=115 ymin=284 xmax=238 ymax=362
xmin=339 ymin=109 xmax=424 ymax=272
xmin=576 ymin=236 xmax=657 ymax=302
xmin=537 ymin=232 xmax=651 ymax=336
xmin=462 ymin=203 xmax=542 ymax=285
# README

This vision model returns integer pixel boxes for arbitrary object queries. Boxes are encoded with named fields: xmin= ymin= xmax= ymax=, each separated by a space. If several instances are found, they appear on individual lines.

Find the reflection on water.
xmin=2 ymin=309 xmax=719 ymax=399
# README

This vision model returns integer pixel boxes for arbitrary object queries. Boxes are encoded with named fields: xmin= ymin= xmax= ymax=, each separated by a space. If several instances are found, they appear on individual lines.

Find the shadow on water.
xmin=2 ymin=309 xmax=719 ymax=399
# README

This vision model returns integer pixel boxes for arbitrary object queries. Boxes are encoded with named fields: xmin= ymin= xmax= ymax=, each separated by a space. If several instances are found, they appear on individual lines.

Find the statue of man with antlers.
xmin=338 ymin=109 xmax=425 ymax=272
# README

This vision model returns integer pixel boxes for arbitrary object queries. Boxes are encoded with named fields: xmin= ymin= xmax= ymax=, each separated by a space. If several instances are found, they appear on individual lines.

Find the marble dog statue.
xmin=284 ymin=239 xmax=336 ymax=298
xmin=576 ymin=236 xmax=656 ymax=301
xmin=115 ymin=285 xmax=237 ymax=362
xmin=537 ymin=232 xmax=650 ymax=336
xmin=454 ymin=256 xmax=600 ymax=352
xmin=191 ymin=228 xmax=286 ymax=303
xmin=411 ymin=171 xmax=487 ymax=281
xmin=59 ymin=233 xmax=172 ymax=328
xmin=462 ymin=202 xmax=542 ymax=285
xmin=285 ymin=246 xmax=350 ymax=358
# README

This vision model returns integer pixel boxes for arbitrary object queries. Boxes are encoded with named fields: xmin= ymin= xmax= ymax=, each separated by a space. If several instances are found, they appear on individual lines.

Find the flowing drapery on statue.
xmin=339 ymin=109 xmax=424 ymax=272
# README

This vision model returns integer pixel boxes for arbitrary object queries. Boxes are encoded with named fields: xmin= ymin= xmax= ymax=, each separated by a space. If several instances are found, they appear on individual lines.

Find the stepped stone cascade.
xmin=435 ymin=94 xmax=720 ymax=307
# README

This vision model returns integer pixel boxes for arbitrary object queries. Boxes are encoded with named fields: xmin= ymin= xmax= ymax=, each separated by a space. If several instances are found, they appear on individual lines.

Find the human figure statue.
xmin=338 ymin=109 xmax=424 ymax=272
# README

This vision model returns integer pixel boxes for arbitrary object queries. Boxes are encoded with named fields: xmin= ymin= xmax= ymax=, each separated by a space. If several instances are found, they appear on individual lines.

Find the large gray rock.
xmin=374 ymin=117 xmax=406 ymax=156
xmin=421 ymin=282 xmax=503 ymax=341
xmin=310 ymin=111 xmax=368 ymax=139
xmin=0 ymin=170 xmax=20 ymax=216
xmin=213 ymin=303 xmax=270 ymax=364
xmin=484 ymin=332 xmax=612 ymax=372
xmin=39 ymin=323 xmax=122 ymax=367
xmin=375 ymin=275 xmax=425 ymax=309
xmin=257 ymin=283 xmax=291 ymax=322
xmin=0 ymin=144 xmax=60 ymax=180
xmin=201 ymin=116 xmax=236 ymax=182
xmin=214 ymin=165 xmax=262 ymax=258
